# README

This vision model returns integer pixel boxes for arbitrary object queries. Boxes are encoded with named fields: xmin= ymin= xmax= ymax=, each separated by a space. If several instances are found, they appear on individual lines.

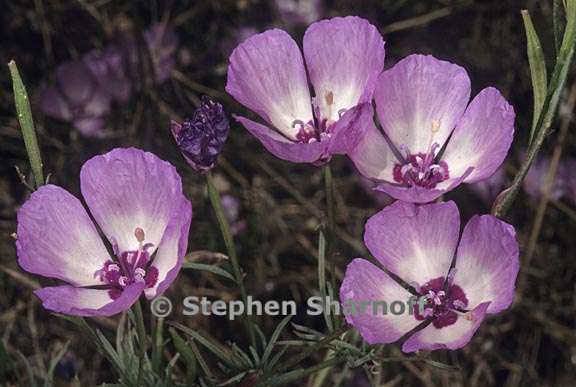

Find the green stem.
xmin=151 ymin=316 xmax=164 ymax=374
xmin=133 ymin=300 xmax=147 ymax=386
xmin=206 ymin=172 xmax=256 ymax=349
xmin=8 ymin=60 xmax=44 ymax=188
xmin=323 ymin=165 xmax=335 ymax=239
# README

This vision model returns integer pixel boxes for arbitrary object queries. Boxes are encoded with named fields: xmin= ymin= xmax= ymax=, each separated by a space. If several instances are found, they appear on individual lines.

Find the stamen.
xmin=324 ymin=91 xmax=334 ymax=106
xmin=413 ymin=276 xmax=469 ymax=329
xmin=392 ymin=142 xmax=450 ymax=189
xmin=431 ymin=119 xmax=441 ymax=133
xmin=134 ymin=227 xmax=145 ymax=243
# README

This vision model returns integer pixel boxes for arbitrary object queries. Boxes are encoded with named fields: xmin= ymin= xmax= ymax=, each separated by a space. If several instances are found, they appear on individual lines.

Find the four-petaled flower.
xmin=350 ymin=54 xmax=515 ymax=203
xmin=340 ymin=200 xmax=519 ymax=352
xmin=16 ymin=148 xmax=192 ymax=316
xmin=226 ymin=16 xmax=384 ymax=164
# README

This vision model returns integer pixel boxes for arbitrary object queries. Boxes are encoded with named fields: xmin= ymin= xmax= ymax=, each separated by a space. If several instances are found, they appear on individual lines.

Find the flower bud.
xmin=171 ymin=97 xmax=230 ymax=172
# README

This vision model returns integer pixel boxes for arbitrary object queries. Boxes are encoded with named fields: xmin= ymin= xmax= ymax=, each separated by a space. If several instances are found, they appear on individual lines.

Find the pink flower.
xmin=226 ymin=16 xmax=384 ymax=164
xmin=16 ymin=148 xmax=192 ymax=316
xmin=340 ymin=201 xmax=519 ymax=352
xmin=350 ymin=54 xmax=515 ymax=203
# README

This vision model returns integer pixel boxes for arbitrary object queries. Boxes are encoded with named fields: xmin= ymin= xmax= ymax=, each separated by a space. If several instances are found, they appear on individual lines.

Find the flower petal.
xmin=55 ymin=60 xmax=97 ymax=104
xmin=303 ymin=16 xmax=384 ymax=123
xmin=374 ymin=54 xmax=470 ymax=154
xmin=16 ymin=185 xmax=109 ymax=287
xmin=226 ymin=29 xmax=313 ymax=140
xmin=327 ymin=103 xmax=374 ymax=154
xmin=145 ymin=197 xmax=192 ymax=299
xmin=35 ymin=282 xmax=144 ymax=317
xmin=364 ymin=201 xmax=460 ymax=287
xmin=402 ymin=302 xmax=490 ymax=352
xmin=39 ymin=86 xmax=72 ymax=121
xmin=340 ymin=259 xmax=421 ymax=344
xmin=374 ymin=168 xmax=473 ymax=204
xmin=80 ymin=148 xmax=185 ymax=254
xmin=442 ymin=87 xmax=515 ymax=183
xmin=348 ymin=119 xmax=398 ymax=181
xmin=453 ymin=215 xmax=519 ymax=314
xmin=234 ymin=116 xmax=330 ymax=163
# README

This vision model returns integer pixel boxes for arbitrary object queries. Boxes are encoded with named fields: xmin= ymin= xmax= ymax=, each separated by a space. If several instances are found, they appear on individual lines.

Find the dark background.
xmin=0 ymin=0 xmax=575 ymax=386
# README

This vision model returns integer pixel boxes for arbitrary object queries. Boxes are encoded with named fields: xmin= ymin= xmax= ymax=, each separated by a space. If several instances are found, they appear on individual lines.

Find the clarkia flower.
xmin=523 ymin=156 xmax=567 ymax=201
xmin=221 ymin=194 xmax=247 ymax=236
xmin=171 ymin=97 xmax=230 ymax=173
xmin=350 ymin=54 xmax=515 ymax=203
xmin=226 ymin=16 xmax=384 ymax=164
xmin=340 ymin=201 xmax=519 ymax=352
xmin=39 ymin=60 xmax=112 ymax=137
xmin=83 ymin=44 xmax=133 ymax=103
xmin=125 ymin=23 xmax=179 ymax=84
xmin=16 ymin=148 xmax=192 ymax=316
xmin=274 ymin=0 xmax=323 ymax=27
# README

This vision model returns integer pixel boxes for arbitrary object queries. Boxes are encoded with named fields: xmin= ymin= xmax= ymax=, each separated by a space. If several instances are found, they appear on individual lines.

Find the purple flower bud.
xmin=171 ymin=98 xmax=230 ymax=172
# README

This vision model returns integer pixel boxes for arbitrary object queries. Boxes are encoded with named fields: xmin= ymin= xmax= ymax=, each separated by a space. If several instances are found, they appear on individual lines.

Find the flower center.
xmin=413 ymin=275 xmax=468 ymax=328
xmin=292 ymin=91 xmax=346 ymax=144
xmin=393 ymin=143 xmax=449 ymax=189
xmin=99 ymin=228 xmax=159 ymax=299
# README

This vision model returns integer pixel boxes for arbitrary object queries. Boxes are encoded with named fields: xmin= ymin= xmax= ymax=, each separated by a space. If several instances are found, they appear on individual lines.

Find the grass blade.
xmin=8 ymin=60 xmax=44 ymax=188
xmin=521 ymin=9 xmax=548 ymax=142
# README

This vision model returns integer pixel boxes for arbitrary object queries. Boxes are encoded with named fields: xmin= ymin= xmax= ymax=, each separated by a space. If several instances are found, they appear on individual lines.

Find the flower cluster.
xmin=226 ymin=16 xmax=520 ymax=351
xmin=39 ymin=23 xmax=179 ymax=137
xmin=16 ymin=15 xmax=524 ymax=355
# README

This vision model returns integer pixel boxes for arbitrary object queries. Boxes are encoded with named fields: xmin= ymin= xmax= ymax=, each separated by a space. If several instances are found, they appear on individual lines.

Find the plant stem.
xmin=206 ymin=172 xmax=256 ymax=349
xmin=133 ymin=300 xmax=147 ymax=386
xmin=323 ymin=164 xmax=336 ymax=239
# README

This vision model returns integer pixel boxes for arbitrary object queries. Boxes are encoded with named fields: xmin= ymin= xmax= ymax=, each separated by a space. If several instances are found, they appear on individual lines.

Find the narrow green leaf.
xmin=493 ymin=0 xmax=576 ymax=217
xmin=169 ymin=322 xmax=243 ymax=369
xmin=317 ymin=229 xmax=333 ymax=333
xmin=521 ymin=10 xmax=548 ymax=143
xmin=261 ymin=315 xmax=293 ymax=367
xmin=151 ymin=316 xmax=164 ymax=374
xmin=169 ymin=328 xmax=197 ymax=385
xmin=182 ymin=262 xmax=236 ymax=282
xmin=553 ymin=0 xmax=566 ymax=55
xmin=8 ymin=60 xmax=44 ymax=188
xmin=44 ymin=341 xmax=71 ymax=387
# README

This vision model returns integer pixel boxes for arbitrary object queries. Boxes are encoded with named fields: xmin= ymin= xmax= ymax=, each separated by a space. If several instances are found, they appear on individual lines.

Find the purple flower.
xmin=143 ymin=23 xmax=179 ymax=83
xmin=16 ymin=148 xmax=192 ymax=316
xmin=469 ymin=166 xmax=507 ymax=205
xmin=226 ymin=16 xmax=385 ymax=164
xmin=39 ymin=60 xmax=112 ymax=137
xmin=171 ymin=97 xmax=230 ymax=173
xmin=83 ymin=44 xmax=132 ymax=103
xmin=221 ymin=194 xmax=247 ymax=236
xmin=350 ymin=54 xmax=515 ymax=203
xmin=523 ymin=156 xmax=567 ymax=201
xmin=274 ymin=0 xmax=323 ymax=27
xmin=340 ymin=201 xmax=519 ymax=352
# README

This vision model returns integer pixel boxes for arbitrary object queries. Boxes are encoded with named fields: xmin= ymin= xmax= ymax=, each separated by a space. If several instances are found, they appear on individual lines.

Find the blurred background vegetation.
xmin=1 ymin=0 xmax=575 ymax=386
